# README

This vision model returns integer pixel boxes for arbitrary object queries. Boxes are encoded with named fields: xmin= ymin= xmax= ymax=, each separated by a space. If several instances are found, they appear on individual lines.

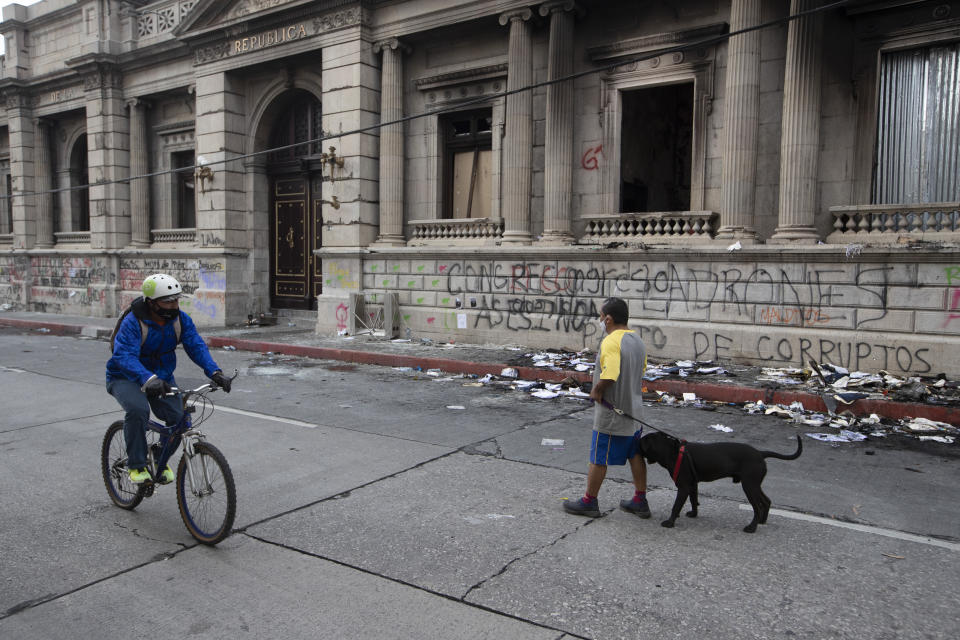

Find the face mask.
xmin=151 ymin=301 xmax=179 ymax=320
xmin=597 ymin=316 xmax=607 ymax=330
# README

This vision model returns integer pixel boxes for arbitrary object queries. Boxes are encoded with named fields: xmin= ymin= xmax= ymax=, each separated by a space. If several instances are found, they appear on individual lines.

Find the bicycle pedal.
xmin=142 ymin=483 xmax=155 ymax=497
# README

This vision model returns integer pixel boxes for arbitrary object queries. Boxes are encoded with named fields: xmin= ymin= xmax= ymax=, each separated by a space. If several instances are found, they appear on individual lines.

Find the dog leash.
xmin=595 ymin=398 xmax=684 ymax=441
xmin=596 ymin=398 xmax=698 ymax=484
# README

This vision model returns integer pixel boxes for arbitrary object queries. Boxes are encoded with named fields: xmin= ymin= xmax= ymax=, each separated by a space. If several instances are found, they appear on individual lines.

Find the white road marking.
xmin=215 ymin=405 xmax=318 ymax=428
xmin=740 ymin=504 xmax=960 ymax=552
xmin=1 ymin=366 xmax=26 ymax=373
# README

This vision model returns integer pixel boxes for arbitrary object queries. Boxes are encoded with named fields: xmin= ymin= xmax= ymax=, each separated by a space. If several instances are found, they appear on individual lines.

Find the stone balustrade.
xmin=151 ymin=228 xmax=196 ymax=244
xmin=53 ymin=231 xmax=90 ymax=245
xmin=828 ymin=203 xmax=960 ymax=243
xmin=408 ymin=218 xmax=504 ymax=245
xmin=581 ymin=211 xmax=718 ymax=243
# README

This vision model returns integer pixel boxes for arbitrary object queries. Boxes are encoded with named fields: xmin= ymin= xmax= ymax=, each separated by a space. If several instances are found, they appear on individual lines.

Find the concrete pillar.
xmin=772 ymin=0 xmax=824 ymax=243
xmin=6 ymin=90 xmax=35 ymax=250
xmin=56 ymin=168 xmax=72 ymax=233
xmin=128 ymin=98 xmax=151 ymax=246
xmin=320 ymin=41 xmax=381 ymax=247
xmin=539 ymin=1 xmax=578 ymax=245
xmin=716 ymin=0 xmax=761 ymax=241
xmin=34 ymin=120 xmax=54 ymax=248
xmin=499 ymin=8 xmax=534 ymax=244
xmin=193 ymin=70 xmax=247 ymax=324
xmin=82 ymin=63 xmax=130 ymax=250
xmin=373 ymin=38 xmax=408 ymax=247
xmin=0 ymin=165 xmax=9 ymax=235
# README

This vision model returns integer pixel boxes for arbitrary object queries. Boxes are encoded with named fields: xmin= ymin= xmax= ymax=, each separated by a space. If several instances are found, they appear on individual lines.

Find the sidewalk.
xmin=1 ymin=309 xmax=958 ymax=428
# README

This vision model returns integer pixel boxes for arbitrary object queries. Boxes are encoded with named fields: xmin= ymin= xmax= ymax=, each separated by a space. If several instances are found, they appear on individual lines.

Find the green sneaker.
xmin=158 ymin=466 xmax=175 ymax=485
xmin=128 ymin=468 xmax=151 ymax=484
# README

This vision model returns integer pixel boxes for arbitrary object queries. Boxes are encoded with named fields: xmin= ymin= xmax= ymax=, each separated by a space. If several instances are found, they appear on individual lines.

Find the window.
xmin=442 ymin=110 xmax=493 ymax=218
xmin=172 ymin=150 xmax=195 ymax=228
xmin=267 ymin=90 xmax=322 ymax=165
xmin=620 ymin=83 xmax=693 ymax=212
xmin=874 ymin=43 xmax=960 ymax=204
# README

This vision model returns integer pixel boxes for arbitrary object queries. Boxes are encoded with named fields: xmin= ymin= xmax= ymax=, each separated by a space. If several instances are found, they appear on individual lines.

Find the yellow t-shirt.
xmin=593 ymin=329 xmax=647 ymax=435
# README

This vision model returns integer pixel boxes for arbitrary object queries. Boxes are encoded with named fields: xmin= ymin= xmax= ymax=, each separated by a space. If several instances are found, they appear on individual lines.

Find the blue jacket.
xmin=106 ymin=302 xmax=220 ymax=386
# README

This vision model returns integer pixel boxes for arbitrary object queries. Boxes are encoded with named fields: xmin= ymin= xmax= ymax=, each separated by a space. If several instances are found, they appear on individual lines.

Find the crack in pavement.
xmin=242 ymin=532 xmax=591 ymax=640
xmin=112 ymin=520 xmax=192 ymax=548
xmin=0 ymin=543 xmax=196 ymax=621
xmin=461 ymin=512 xmax=608 ymax=602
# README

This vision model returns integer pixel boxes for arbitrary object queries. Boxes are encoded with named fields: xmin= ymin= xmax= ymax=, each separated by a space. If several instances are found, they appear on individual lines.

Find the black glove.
xmin=211 ymin=371 xmax=231 ymax=393
xmin=142 ymin=375 xmax=173 ymax=398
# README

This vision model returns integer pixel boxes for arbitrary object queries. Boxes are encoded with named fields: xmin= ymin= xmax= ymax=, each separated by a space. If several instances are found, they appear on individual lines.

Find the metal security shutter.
xmin=874 ymin=43 xmax=960 ymax=204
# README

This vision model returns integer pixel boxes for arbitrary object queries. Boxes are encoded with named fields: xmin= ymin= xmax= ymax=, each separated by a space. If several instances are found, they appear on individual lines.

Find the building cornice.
xmin=414 ymin=62 xmax=508 ymax=90
xmin=587 ymin=23 xmax=728 ymax=64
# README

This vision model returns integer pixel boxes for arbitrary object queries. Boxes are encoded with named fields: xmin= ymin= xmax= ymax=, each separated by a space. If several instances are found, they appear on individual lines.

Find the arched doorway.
xmin=266 ymin=89 xmax=323 ymax=310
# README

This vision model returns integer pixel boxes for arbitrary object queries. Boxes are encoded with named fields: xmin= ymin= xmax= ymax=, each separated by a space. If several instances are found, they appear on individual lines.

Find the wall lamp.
xmin=320 ymin=146 xmax=344 ymax=178
xmin=195 ymin=155 xmax=214 ymax=192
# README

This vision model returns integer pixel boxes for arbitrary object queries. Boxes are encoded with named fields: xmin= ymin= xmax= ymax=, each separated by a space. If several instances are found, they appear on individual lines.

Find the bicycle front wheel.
xmin=101 ymin=420 xmax=146 ymax=509
xmin=176 ymin=442 xmax=236 ymax=545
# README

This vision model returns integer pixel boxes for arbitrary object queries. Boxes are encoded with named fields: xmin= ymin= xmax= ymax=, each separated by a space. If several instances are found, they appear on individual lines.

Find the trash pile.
xmin=392 ymin=365 xmax=592 ymax=401
xmin=391 ymin=350 xmax=958 ymax=442
xmin=652 ymin=391 xmax=958 ymax=444
xmin=644 ymin=360 xmax=730 ymax=380
xmin=741 ymin=399 xmax=958 ymax=444
xmin=507 ymin=348 xmax=595 ymax=373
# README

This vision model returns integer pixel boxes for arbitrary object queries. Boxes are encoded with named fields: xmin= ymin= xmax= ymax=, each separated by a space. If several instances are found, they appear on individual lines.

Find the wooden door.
xmin=270 ymin=174 xmax=322 ymax=309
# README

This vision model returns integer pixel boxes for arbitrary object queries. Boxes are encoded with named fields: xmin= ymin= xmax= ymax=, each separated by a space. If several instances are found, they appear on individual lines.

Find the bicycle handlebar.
xmin=164 ymin=369 xmax=238 ymax=398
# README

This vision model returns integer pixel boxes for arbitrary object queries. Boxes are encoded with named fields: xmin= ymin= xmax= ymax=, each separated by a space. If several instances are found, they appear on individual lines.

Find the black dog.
xmin=640 ymin=432 xmax=802 ymax=533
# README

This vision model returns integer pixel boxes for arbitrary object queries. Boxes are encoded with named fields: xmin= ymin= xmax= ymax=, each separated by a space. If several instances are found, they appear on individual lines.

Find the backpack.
xmin=109 ymin=296 xmax=181 ymax=353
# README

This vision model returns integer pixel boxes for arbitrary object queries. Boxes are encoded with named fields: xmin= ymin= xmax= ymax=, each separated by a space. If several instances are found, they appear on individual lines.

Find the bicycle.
xmin=101 ymin=374 xmax=238 ymax=545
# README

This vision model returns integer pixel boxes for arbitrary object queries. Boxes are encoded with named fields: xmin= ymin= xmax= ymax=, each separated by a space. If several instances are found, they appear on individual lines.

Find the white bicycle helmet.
xmin=142 ymin=273 xmax=183 ymax=300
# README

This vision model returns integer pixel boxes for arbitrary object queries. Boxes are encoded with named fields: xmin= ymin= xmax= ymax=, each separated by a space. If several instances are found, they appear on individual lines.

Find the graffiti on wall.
xmin=443 ymin=260 xmax=903 ymax=329
xmin=945 ymin=266 xmax=960 ymax=328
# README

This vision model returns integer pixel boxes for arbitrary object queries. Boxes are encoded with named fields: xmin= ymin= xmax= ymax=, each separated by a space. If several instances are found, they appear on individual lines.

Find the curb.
xmin=3 ymin=316 xmax=957 ymax=425
xmin=0 ymin=317 xmax=90 ymax=337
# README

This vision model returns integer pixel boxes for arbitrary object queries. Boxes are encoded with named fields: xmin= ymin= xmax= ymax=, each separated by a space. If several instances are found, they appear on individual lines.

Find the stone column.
xmin=81 ymin=62 xmax=130 ymax=250
xmin=539 ymin=1 xmax=578 ymax=244
xmin=716 ymin=0 xmax=761 ymax=241
xmin=56 ymin=168 xmax=72 ymax=233
xmin=193 ymin=70 xmax=248 ymax=325
xmin=128 ymin=98 xmax=151 ymax=246
xmin=34 ymin=120 xmax=55 ymax=248
xmin=0 ymin=166 xmax=8 ymax=235
xmin=373 ymin=38 xmax=407 ymax=247
xmin=499 ymin=8 xmax=534 ymax=244
xmin=5 ymin=90 xmax=36 ymax=251
xmin=772 ymin=0 xmax=824 ymax=243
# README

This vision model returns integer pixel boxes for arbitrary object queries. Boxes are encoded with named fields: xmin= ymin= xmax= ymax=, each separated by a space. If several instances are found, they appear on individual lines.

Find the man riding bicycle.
xmin=106 ymin=273 xmax=231 ymax=484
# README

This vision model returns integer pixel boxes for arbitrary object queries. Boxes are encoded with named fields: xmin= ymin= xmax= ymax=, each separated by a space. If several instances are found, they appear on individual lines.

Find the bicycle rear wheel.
xmin=101 ymin=420 xmax=146 ymax=509
xmin=176 ymin=442 xmax=236 ymax=545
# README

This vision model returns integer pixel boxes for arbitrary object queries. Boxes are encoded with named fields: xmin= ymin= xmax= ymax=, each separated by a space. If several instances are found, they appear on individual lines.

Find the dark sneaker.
xmin=620 ymin=497 xmax=651 ymax=518
xmin=563 ymin=497 xmax=601 ymax=517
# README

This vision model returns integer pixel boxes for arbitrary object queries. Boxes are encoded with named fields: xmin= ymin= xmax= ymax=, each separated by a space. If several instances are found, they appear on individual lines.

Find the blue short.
xmin=590 ymin=429 xmax=643 ymax=466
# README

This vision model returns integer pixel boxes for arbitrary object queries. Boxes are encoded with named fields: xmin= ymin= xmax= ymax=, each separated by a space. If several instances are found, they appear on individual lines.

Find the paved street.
xmin=1 ymin=327 xmax=958 ymax=639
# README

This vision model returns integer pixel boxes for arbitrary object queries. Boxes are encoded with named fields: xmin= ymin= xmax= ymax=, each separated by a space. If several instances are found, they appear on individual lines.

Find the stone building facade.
xmin=0 ymin=0 xmax=958 ymax=375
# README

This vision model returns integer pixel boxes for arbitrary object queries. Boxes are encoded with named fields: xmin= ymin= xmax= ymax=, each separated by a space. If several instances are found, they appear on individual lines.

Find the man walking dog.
xmin=564 ymin=297 xmax=650 ymax=518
